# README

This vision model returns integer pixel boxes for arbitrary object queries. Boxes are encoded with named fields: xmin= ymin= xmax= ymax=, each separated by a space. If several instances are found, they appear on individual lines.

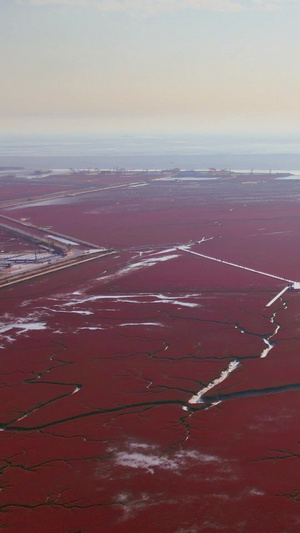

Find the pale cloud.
xmin=21 ymin=0 xmax=297 ymax=14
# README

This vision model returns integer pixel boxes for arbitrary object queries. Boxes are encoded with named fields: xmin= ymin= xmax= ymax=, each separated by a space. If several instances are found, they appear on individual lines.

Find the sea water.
xmin=1 ymin=133 xmax=300 ymax=171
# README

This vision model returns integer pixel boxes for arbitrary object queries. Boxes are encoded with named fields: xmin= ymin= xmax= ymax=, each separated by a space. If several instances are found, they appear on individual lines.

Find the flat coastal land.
xmin=2 ymin=167 xmax=300 ymax=532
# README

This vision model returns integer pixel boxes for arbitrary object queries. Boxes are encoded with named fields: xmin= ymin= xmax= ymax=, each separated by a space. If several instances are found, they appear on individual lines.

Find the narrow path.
xmin=0 ymin=180 xmax=148 ymax=210
xmin=178 ymin=246 xmax=295 ymax=284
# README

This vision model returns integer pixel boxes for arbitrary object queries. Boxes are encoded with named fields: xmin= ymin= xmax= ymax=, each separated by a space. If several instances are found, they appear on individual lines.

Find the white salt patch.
xmin=0 ymin=322 xmax=47 ymax=335
xmin=50 ymin=309 xmax=93 ymax=316
xmin=118 ymin=322 xmax=164 ymax=327
xmin=114 ymin=299 xmax=142 ymax=304
xmin=0 ymin=314 xmax=48 ymax=347
xmin=61 ymin=292 xmax=201 ymax=309
xmin=2 ymin=335 xmax=14 ymax=344
xmin=78 ymin=326 xmax=105 ymax=331
xmin=188 ymin=360 xmax=240 ymax=404
xmin=115 ymin=446 xmax=221 ymax=475
xmin=97 ymin=254 xmax=179 ymax=283
xmin=128 ymin=442 xmax=157 ymax=451
xmin=249 ymin=488 xmax=265 ymax=496
xmin=260 ymin=311 xmax=280 ymax=358
xmin=260 ymin=338 xmax=274 ymax=359
xmin=156 ymin=297 xmax=198 ymax=308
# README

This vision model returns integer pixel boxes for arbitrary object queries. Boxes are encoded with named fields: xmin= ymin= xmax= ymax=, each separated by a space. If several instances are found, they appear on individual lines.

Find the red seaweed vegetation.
xmin=2 ymin=176 xmax=300 ymax=532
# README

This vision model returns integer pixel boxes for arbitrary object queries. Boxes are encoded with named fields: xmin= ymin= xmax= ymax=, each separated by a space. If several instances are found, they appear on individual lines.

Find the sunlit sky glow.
xmin=1 ymin=0 xmax=300 ymax=135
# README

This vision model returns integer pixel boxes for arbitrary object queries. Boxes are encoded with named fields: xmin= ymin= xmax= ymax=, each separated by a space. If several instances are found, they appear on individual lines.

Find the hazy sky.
xmin=1 ymin=0 xmax=300 ymax=135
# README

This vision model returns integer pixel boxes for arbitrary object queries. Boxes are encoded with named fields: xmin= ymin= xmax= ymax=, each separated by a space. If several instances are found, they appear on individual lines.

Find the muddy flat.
xmin=2 ymin=174 xmax=300 ymax=532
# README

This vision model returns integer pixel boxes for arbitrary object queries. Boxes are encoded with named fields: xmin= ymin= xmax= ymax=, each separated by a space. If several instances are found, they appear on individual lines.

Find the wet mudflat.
xmin=2 ymin=177 xmax=300 ymax=532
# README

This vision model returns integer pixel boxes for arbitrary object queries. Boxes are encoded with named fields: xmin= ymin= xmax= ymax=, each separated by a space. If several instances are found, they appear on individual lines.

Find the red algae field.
xmin=3 ymin=175 xmax=300 ymax=531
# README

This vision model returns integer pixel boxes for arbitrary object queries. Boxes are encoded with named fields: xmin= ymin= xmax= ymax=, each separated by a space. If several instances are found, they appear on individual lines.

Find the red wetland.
xmin=2 ymin=172 xmax=300 ymax=532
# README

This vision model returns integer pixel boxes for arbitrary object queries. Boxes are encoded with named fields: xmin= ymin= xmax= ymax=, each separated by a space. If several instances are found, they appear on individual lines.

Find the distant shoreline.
xmin=0 ymin=167 xmax=295 ymax=185
xmin=2 ymin=153 xmax=300 ymax=171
